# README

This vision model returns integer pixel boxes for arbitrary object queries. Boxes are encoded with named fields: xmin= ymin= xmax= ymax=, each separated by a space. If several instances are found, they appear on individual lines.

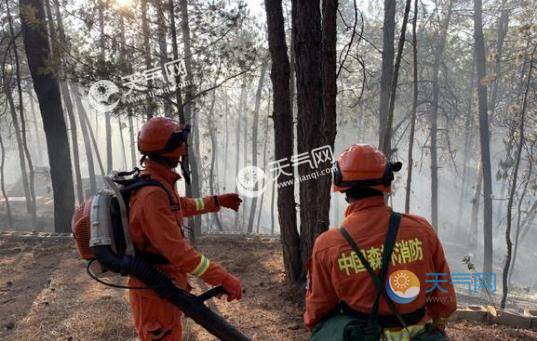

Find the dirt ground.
xmin=1 ymin=234 xmax=537 ymax=341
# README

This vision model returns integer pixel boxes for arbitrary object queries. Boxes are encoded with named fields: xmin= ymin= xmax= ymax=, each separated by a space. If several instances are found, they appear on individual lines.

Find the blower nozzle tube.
xmin=91 ymin=245 xmax=250 ymax=341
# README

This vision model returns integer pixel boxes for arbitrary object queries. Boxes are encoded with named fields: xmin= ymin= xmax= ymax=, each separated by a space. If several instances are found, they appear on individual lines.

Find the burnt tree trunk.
xmin=265 ymin=0 xmax=301 ymax=283
xmin=19 ymin=0 xmax=75 ymax=232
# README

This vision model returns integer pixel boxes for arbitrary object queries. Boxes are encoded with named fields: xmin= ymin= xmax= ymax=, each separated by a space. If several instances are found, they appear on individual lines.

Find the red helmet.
xmin=332 ymin=144 xmax=401 ymax=193
xmin=137 ymin=117 xmax=190 ymax=160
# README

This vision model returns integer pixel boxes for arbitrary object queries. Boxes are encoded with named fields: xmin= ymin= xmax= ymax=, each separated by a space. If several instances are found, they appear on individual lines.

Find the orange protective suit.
xmin=304 ymin=196 xmax=457 ymax=333
xmin=128 ymin=160 xmax=229 ymax=340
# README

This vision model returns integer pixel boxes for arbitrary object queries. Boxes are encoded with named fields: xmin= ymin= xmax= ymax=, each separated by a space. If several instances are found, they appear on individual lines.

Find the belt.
xmin=339 ymin=301 xmax=426 ymax=328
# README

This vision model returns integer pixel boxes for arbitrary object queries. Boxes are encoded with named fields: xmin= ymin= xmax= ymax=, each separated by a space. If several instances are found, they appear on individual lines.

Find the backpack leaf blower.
xmin=72 ymin=170 xmax=250 ymax=341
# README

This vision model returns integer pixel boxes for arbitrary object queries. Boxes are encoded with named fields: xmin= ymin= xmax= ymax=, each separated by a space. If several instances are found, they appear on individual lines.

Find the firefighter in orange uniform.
xmin=129 ymin=117 xmax=243 ymax=341
xmin=305 ymin=144 xmax=457 ymax=339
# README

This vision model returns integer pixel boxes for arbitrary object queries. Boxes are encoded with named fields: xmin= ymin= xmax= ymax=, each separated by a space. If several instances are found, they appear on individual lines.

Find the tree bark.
xmin=317 ymin=0 xmax=338 ymax=226
xmin=292 ymin=0 xmax=325 ymax=279
xmin=19 ymin=0 xmax=75 ymax=232
xmin=473 ymin=0 xmax=494 ymax=274
xmin=265 ymin=0 xmax=301 ymax=283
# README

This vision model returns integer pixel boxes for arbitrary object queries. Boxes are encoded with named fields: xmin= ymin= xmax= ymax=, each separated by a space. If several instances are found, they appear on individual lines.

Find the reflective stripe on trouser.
xmin=382 ymin=324 xmax=426 ymax=341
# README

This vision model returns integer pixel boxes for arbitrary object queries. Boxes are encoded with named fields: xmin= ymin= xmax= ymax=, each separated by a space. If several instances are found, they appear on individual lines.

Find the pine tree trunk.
xmin=4 ymin=86 xmax=33 ymax=217
xmin=405 ymin=0 xmax=419 ymax=214
xmin=0 ymin=131 xmax=13 ymax=228
xmin=381 ymin=0 xmax=412 ymax=156
xmin=141 ymin=0 xmax=154 ymax=120
xmin=20 ymin=0 xmax=75 ymax=232
xmin=429 ymin=0 xmax=453 ymax=228
xmin=256 ymin=92 xmax=272 ymax=233
xmin=208 ymin=86 xmax=223 ymax=231
xmin=292 ymin=0 xmax=325 ymax=278
xmin=97 ymin=0 xmax=113 ymax=173
xmin=265 ymin=0 xmax=301 ymax=283
xmin=233 ymin=84 xmax=245 ymax=230
xmin=73 ymin=89 xmax=97 ymax=195
xmin=223 ymin=88 xmax=229 ymax=191
xmin=317 ymin=0 xmax=338 ymax=225
xmin=473 ymin=0 xmax=494 ymax=274
xmin=378 ymin=0 xmax=395 ymax=147
xmin=470 ymin=162 xmax=482 ymax=249
xmin=501 ymin=47 xmax=534 ymax=308
xmin=28 ymin=93 xmax=44 ymax=165
xmin=48 ymin=0 xmax=84 ymax=204
xmin=457 ymin=67 xmax=475 ymax=228
xmin=247 ymin=61 xmax=268 ymax=233
xmin=6 ymin=0 xmax=37 ymax=223
xmin=180 ymin=0 xmax=202 ymax=237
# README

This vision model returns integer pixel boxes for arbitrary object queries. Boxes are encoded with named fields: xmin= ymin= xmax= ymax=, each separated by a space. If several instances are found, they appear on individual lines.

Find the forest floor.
xmin=1 ymin=234 xmax=537 ymax=340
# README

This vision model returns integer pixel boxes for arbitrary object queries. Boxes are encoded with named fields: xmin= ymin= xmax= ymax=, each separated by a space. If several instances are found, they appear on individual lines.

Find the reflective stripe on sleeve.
xmin=195 ymin=198 xmax=205 ymax=211
xmin=191 ymin=255 xmax=210 ymax=277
